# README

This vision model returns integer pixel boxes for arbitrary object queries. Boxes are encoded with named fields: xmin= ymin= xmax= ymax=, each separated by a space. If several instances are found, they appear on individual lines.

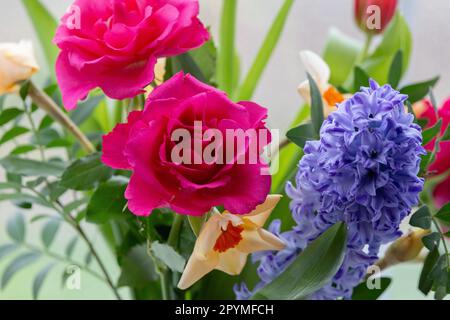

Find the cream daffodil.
xmin=177 ymin=195 xmax=285 ymax=290
xmin=0 ymin=40 xmax=39 ymax=95
xmin=298 ymin=50 xmax=345 ymax=115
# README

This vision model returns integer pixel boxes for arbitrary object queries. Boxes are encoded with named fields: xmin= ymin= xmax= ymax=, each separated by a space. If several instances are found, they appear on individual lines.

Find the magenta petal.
xmin=125 ymin=173 xmax=166 ymax=216
xmin=101 ymin=111 xmax=143 ymax=170
xmin=56 ymin=51 xmax=97 ymax=110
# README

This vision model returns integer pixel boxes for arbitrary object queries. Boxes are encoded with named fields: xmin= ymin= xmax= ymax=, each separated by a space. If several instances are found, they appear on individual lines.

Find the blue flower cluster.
xmin=235 ymin=80 xmax=425 ymax=300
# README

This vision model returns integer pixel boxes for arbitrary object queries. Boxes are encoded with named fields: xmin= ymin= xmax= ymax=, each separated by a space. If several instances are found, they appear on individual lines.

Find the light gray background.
xmin=0 ymin=0 xmax=449 ymax=299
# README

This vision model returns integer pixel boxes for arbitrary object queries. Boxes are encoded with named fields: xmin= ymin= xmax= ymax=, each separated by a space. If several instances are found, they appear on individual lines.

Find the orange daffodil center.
xmin=213 ymin=221 xmax=244 ymax=253
xmin=323 ymin=86 xmax=345 ymax=107
xmin=177 ymin=195 xmax=285 ymax=290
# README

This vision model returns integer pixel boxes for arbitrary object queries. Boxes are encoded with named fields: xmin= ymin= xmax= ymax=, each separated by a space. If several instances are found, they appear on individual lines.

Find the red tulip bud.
xmin=355 ymin=0 xmax=398 ymax=34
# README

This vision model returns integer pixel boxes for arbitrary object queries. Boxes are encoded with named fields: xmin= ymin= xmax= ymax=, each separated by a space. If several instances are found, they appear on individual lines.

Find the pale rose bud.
xmin=354 ymin=0 xmax=398 ymax=34
xmin=0 ymin=40 xmax=39 ymax=95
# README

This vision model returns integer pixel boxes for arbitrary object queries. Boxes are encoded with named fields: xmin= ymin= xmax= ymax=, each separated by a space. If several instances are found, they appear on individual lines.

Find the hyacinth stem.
xmin=28 ymin=82 xmax=96 ymax=154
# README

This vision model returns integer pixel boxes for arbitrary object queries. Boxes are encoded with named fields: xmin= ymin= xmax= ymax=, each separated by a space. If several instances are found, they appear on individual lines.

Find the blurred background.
xmin=0 ymin=0 xmax=448 ymax=299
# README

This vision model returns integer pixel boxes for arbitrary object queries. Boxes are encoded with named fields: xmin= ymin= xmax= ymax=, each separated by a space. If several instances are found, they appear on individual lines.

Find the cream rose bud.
xmin=0 ymin=40 xmax=39 ymax=95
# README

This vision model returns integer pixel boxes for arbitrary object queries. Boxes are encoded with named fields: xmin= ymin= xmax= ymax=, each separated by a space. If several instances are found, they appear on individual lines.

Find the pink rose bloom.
xmin=417 ymin=98 xmax=450 ymax=208
xmin=54 ymin=0 xmax=209 ymax=110
xmin=101 ymin=72 xmax=272 ymax=216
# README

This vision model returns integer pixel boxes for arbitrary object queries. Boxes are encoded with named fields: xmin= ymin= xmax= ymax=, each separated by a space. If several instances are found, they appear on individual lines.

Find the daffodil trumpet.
xmin=177 ymin=195 xmax=285 ymax=290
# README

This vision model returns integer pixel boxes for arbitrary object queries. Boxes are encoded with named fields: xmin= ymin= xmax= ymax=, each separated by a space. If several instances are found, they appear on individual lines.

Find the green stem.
xmin=357 ymin=33 xmax=373 ymax=64
xmin=28 ymin=82 xmax=96 ymax=153
xmin=160 ymin=269 xmax=171 ymax=300
xmin=431 ymin=218 xmax=450 ymax=269
xmin=168 ymin=214 xmax=184 ymax=248
xmin=217 ymin=0 xmax=237 ymax=95
xmin=22 ymin=242 xmax=106 ymax=283
xmin=236 ymin=0 xmax=295 ymax=101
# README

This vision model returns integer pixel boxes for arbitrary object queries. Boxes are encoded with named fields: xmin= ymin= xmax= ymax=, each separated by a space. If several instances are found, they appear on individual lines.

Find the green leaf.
xmin=41 ymin=219 xmax=60 ymax=248
xmin=117 ymin=245 xmax=158 ymax=288
xmin=188 ymin=215 xmax=206 ymax=237
xmin=0 ymin=108 xmax=23 ymax=126
xmin=353 ymin=66 xmax=370 ymax=92
xmin=0 ymin=127 xmax=29 ymax=145
xmin=418 ymin=247 xmax=440 ymax=295
xmin=38 ymin=115 xmax=54 ymax=131
xmin=11 ymin=145 xmax=36 ymax=155
xmin=441 ymin=125 xmax=450 ymax=142
xmin=217 ymin=0 xmax=237 ymax=94
xmin=410 ymin=206 xmax=432 ymax=229
xmin=0 ymin=193 xmax=49 ymax=208
xmin=422 ymin=232 xmax=441 ymax=251
xmin=308 ymin=73 xmax=325 ymax=136
xmin=86 ymin=178 xmax=128 ymax=224
xmin=388 ymin=50 xmax=403 ymax=88
xmin=422 ymin=119 xmax=442 ymax=146
xmin=65 ymin=236 xmax=78 ymax=259
xmin=252 ymin=222 xmax=347 ymax=300
xmin=419 ymin=152 xmax=432 ymax=176
xmin=286 ymin=123 xmax=315 ymax=149
xmin=7 ymin=213 xmax=26 ymax=243
xmin=237 ymin=0 xmax=295 ymax=100
xmin=400 ymin=77 xmax=440 ymax=104
xmin=151 ymin=241 xmax=186 ymax=273
xmin=323 ymin=28 xmax=362 ymax=86
xmin=0 ymin=156 xmax=66 ymax=177
xmin=361 ymin=13 xmax=412 ymax=85
xmin=435 ymin=202 xmax=450 ymax=223
xmin=0 ymin=244 xmax=18 ymax=261
xmin=1 ymin=252 xmax=41 ymax=289
xmin=32 ymin=263 xmax=55 ymax=300
xmin=84 ymin=251 xmax=93 ymax=267
xmin=352 ymin=277 xmax=392 ymax=300
xmin=60 ymin=152 xmax=113 ymax=190
xmin=70 ymin=95 xmax=105 ymax=126
xmin=21 ymin=0 xmax=58 ymax=79
xmin=191 ymin=38 xmax=218 ymax=85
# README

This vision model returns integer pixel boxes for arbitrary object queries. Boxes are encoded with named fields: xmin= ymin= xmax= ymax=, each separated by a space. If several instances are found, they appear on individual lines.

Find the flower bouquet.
xmin=0 ymin=0 xmax=448 ymax=301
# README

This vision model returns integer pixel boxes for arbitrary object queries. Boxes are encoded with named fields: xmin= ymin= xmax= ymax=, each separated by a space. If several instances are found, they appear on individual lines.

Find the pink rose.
xmin=417 ymin=98 xmax=450 ymax=208
xmin=54 ymin=0 xmax=209 ymax=110
xmin=101 ymin=72 xmax=272 ymax=216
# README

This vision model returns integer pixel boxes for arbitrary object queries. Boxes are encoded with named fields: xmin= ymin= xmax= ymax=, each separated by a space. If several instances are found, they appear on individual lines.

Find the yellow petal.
xmin=245 ymin=194 xmax=282 ymax=227
xmin=237 ymin=229 xmax=285 ymax=254
xmin=177 ymin=251 xmax=219 ymax=290
xmin=299 ymin=50 xmax=330 ymax=89
xmin=154 ymin=58 xmax=166 ymax=86
xmin=215 ymin=249 xmax=248 ymax=275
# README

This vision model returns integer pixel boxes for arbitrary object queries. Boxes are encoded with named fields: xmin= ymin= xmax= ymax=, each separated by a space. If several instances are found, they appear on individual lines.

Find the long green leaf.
xmin=237 ymin=0 xmax=295 ymax=100
xmin=217 ymin=0 xmax=237 ymax=94
xmin=21 ymin=0 xmax=58 ymax=78
xmin=252 ymin=222 xmax=347 ymax=300
xmin=0 ymin=156 xmax=65 ymax=177
xmin=60 ymin=152 xmax=113 ymax=190
xmin=0 ymin=244 xmax=18 ymax=261
xmin=1 ymin=252 xmax=41 ymax=289
xmin=400 ymin=77 xmax=440 ymax=104
xmin=7 ymin=213 xmax=26 ymax=243
xmin=308 ymin=73 xmax=324 ymax=135
xmin=33 ymin=263 xmax=55 ymax=300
